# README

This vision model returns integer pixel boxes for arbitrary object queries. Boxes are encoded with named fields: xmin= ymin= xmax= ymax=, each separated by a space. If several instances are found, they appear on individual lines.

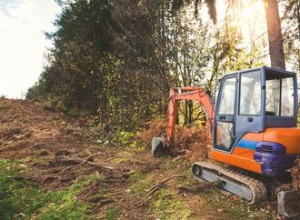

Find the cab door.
xmin=235 ymin=69 xmax=263 ymax=140
xmin=214 ymin=75 xmax=237 ymax=151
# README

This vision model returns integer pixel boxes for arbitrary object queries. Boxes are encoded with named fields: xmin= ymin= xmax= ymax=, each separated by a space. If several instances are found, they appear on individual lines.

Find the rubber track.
xmin=192 ymin=161 xmax=268 ymax=204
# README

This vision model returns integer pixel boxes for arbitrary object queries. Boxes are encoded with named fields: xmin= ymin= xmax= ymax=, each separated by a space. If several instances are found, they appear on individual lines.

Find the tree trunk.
xmin=264 ymin=0 xmax=286 ymax=70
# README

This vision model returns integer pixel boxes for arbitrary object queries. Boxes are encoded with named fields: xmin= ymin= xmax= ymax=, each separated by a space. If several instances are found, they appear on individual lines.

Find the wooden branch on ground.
xmin=87 ymin=198 xmax=115 ymax=213
xmin=88 ymin=197 xmax=115 ymax=203
xmin=146 ymin=175 xmax=184 ymax=193
xmin=13 ymin=176 xmax=38 ymax=183
xmin=135 ymin=175 xmax=184 ymax=206
xmin=41 ymin=175 xmax=59 ymax=183
xmin=85 ymin=161 xmax=114 ymax=170
xmin=80 ymin=152 xmax=102 ymax=164
xmin=57 ymin=153 xmax=113 ymax=174
xmin=172 ymin=154 xmax=189 ymax=162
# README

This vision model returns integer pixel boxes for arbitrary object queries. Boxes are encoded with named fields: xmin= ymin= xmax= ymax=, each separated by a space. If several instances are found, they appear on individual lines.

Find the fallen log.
xmin=57 ymin=153 xmax=114 ymax=174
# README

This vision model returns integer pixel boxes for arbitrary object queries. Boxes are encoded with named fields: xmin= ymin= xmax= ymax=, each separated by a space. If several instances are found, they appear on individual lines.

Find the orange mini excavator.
xmin=152 ymin=66 xmax=300 ymax=217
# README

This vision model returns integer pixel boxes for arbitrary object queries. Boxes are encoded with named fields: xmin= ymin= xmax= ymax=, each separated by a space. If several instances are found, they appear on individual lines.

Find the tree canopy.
xmin=27 ymin=0 xmax=300 ymax=130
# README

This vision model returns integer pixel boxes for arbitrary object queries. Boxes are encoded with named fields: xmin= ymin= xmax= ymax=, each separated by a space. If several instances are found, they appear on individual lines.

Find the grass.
xmin=128 ymin=169 xmax=192 ymax=220
xmin=129 ymin=171 xmax=156 ymax=196
xmin=105 ymin=207 xmax=117 ymax=220
xmin=37 ymin=178 xmax=91 ymax=220
xmin=0 ymin=159 xmax=98 ymax=220
xmin=0 ymin=153 xmax=276 ymax=220
xmin=196 ymin=189 xmax=275 ymax=219
xmin=150 ymin=188 xmax=192 ymax=220
xmin=0 ymin=159 xmax=40 ymax=219
xmin=126 ymin=162 xmax=275 ymax=220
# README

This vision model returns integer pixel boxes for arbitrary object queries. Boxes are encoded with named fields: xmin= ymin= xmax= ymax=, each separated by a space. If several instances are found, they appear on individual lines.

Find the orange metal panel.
xmin=263 ymin=128 xmax=300 ymax=154
xmin=232 ymin=147 xmax=255 ymax=160
xmin=210 ymin=149 xmax=262 ymax=174
xmin=242 ymin=132 xmax=264 ymax=142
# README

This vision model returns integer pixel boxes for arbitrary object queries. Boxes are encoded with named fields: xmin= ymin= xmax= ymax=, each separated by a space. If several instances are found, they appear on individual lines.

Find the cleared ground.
xmin=0 ymin=98 xmax=278 ymax=219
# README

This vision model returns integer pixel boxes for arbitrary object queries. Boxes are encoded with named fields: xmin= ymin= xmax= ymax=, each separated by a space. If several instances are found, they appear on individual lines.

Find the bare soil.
xmin=0 ymin=98 xmax=278 ymax=219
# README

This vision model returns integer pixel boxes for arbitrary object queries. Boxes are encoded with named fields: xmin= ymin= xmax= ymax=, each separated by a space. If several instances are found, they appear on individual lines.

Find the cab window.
xmin=239 ymin=70 xmax=262 ymax=115
xmin=265 ymin=72 xmax=294 ymax=117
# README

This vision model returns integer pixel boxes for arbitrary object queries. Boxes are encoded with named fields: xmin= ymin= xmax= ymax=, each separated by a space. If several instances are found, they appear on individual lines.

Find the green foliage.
xmin=27 ymin=0 xmax=269 ymax=131
xmin=113 ymin=130 xmax=134 ymax=145
xmin=0 ymin=159 xmax=100 ymax=219
xmin=26 ymin=0 xmax=170 ymax=132
xmin=282 ymin=1 xmax=300 ymax=73
xmin=26 ymin=80 xmax=48 ymax=101
xmin=112 ymin=130 xmax=144 ymax=151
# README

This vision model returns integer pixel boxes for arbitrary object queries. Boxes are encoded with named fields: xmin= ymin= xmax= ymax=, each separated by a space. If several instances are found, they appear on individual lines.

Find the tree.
xmin=28 ymin=0 xmax=171 ymax=130
xmin=283 ymin=0 xmax=300 ymax=72
xmin=264 ymin=0 xmax=285 ymax=70
xmin=172 ymin=0 xmax=286 ymax=70
xmin=28 ymin=0 xmax=285 ymax=131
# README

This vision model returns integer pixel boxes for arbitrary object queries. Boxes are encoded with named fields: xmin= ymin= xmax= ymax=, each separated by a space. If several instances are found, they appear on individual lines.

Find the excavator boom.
xmin=152 ymin=87 xmax=214 ymax=156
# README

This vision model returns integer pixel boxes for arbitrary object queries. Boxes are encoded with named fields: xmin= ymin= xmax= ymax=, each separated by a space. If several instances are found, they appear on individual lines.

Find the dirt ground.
xmin=0 ymin=98 xmax=279 ymax=219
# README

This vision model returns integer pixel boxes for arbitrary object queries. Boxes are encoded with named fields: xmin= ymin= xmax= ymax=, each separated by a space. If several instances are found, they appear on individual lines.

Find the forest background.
xmin=26 ymin=0 xmax=300 ymax=131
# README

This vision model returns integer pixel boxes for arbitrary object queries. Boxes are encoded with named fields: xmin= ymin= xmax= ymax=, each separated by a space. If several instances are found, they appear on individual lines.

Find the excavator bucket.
xmin=151 ymin=137 xmax=171 ymax=157
xmin=278 ymin=190 xmax=300 ymax=218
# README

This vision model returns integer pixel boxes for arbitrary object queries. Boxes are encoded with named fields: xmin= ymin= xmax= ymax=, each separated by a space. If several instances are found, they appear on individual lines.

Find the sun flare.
xmin=230 ymin=0 xmax=266 ymax=41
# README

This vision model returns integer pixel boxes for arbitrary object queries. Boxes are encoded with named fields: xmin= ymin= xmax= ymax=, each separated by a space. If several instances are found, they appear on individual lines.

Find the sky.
xmin=0 ymin=0 xmax=61 ymax=99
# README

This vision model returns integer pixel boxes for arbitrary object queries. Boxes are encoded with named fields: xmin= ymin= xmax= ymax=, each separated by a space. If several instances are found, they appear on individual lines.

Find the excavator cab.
xmin=211 ymin=66 xmax=299 ymax=177
xmin=215 ymin=67 xmax=297 ymax=151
